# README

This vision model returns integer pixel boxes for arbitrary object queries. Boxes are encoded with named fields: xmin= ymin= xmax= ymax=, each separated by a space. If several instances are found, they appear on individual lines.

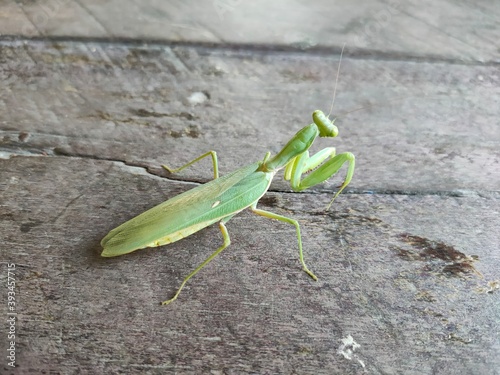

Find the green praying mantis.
xmin=101 ymin=44 xmax=355 ymax=305
xmin=101 ymin=109 xmax=355 ymax=305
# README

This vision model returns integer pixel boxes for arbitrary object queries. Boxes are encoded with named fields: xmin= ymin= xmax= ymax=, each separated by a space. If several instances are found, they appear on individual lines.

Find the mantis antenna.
xmin=326 ymin=43 xmax=346 ymax=119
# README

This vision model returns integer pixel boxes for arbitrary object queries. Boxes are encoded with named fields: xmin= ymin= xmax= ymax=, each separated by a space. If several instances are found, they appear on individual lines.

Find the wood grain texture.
xmin=1 ymin=1 xmax=499 ymax=374
xmin=2 ymin=156 xmax=499 ymax=374
xmin=2 ymin=0 xmax=498 ymax=62
xmin=0 ymin=42 xmax=498 ymax=193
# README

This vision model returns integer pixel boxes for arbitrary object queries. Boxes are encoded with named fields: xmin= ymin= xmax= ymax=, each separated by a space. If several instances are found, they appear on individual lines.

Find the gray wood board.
xmin=1 ymin=0 xmax=498 ymax=63
xmin=1 ymin=41 xmax=498 ymax=194
xmin=1 ymin=41 xmax=499 ymax=374
xmin=1 ymin=156 xmax=499 ymax=374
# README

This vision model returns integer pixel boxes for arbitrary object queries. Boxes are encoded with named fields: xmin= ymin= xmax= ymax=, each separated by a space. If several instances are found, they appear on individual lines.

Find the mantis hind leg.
xmin=162 ymin=150 xmax=219 ymax=179
xmin=162 ymin=221 xmax=231 ymax=305
xmin=250 ymin=203 xmax=318 ymax=281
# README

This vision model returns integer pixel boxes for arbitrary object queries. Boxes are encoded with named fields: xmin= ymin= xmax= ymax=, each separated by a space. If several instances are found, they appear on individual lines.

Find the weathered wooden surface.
xmin=1 ymin=0 xmax=498 ymax=62
xmin=1 ymin=1 xmax=499 ymax=374
xmin=2 ymin=156 xmax=499 ymax=374
xmin=1 ymin=41 xmax=498 ymax=193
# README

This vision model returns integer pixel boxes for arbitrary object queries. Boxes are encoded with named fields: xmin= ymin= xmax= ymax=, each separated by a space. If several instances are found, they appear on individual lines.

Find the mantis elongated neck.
xmin=261 ymin=123 xmax=319 ymax=172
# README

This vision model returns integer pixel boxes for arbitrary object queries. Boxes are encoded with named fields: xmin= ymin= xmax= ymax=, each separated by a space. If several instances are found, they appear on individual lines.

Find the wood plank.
xmin=1 ymin=155 xmax=498 ymax=374
xmin=1 ymin=41 xmax=498 ymax=193
xmin=1 ymin=40 xmax=499 ymax=374
xmin=1 ymin=0 xmax=498 ymax=62
xmin=1 ymin=1 xmax=499 ymax=372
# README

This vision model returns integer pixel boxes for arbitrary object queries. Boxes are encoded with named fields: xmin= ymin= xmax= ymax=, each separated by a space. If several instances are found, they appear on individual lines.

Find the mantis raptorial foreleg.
xmin=287 ymin=149 xmax=355 ymax=210
xmin=162 ymin=150 xmax=219 ymax=179
xmin=284 ymin=148 xmax=336 ymax=181
xmin=162 ymin=221 xmax=231 ymax=305
xmin=250 ymin=202 xmax=318 ymax=281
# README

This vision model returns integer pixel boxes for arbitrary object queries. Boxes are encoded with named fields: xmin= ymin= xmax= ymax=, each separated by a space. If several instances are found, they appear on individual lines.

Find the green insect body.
xmin=101 ymin=110 xmax=355 ymax=305
xmin=101 ymin=162 xmax=267 ymax=257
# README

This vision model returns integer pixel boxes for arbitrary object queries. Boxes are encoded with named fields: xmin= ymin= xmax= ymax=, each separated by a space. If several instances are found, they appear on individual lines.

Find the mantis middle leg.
xmin=163 ymin=150 xmax=219 ymax=179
